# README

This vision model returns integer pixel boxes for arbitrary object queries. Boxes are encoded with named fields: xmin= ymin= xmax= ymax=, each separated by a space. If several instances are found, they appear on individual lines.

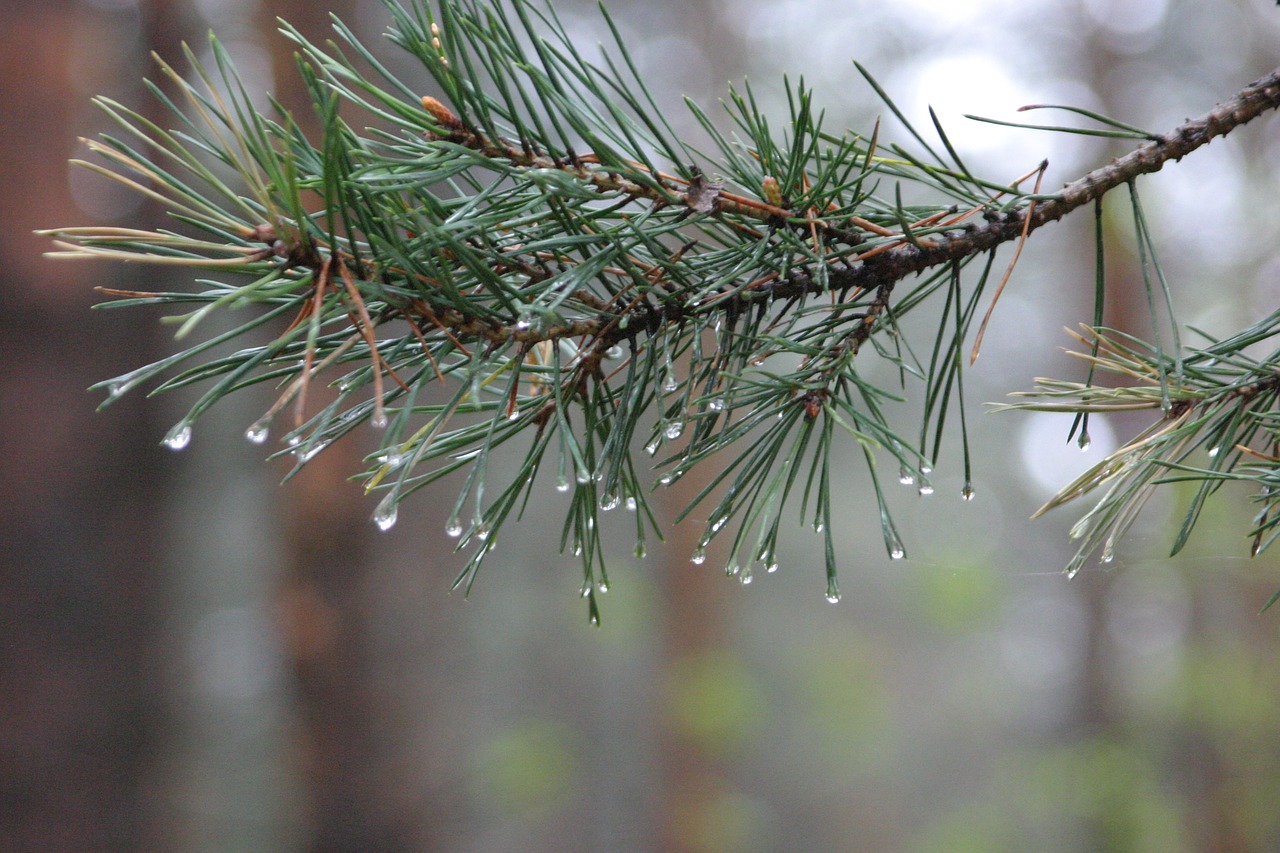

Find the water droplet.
xmin=596 ymin=581 xmax=609 ymax=594
xmin=370 ymin=409 xmax=389 ymax=429
xmin=445 ymin=518 xmax=463 ymax=537
xmin=711 ymin=515 xmax=727 ymax=533
xmin=708 ymin=397 xmax=725 ymax=412
xmin=1207 ymin=445 xmax=1220 ymax=457
xmin=918 ymin=482 xmax=935 ymax=497
xmin=626 ymin=496 xmax=637 ymax=511
xmin=294 ymin=441 xmax=326 ymax=463
xmin=645 ymin=439 xmax=660 ymax=456
xmin=1100 ymin=544 xmax=1115 ymax=564
xmin=556 ymin=476 xmax=570 ymax=493
xmin=163 ymin=423 xmax=192 ymax=451
xmin=825 ymin=584 xmax=842 ymax=604
xmin=373 ymin=497 xmax=398 ymax=532
xmin=634 ymin=541 xmax=647 ymax=559
xmin=739 ymin=567 xmax=753 ymax=585
xmin=575 ymin=470 xmax=591 ymax=485
xmin=589 ymin=613 xmax=600 ymax=626
xmin=515 ymin=310 xmax=534 ymax=331
xmin=600 ymin=493 xmax=620 ymax=511
xmin=287 ymin=434 xmax=302 ymax=448
xmin=664 ymin=421 xmax=684 ymax=440
xmin=659 ymin=474 xmax=673 ymax=486
xmin=765 ymin=561 xmax=779 ymax=574
xmin=580 ymin=582 xmax=592 ymax=598
xmin=690 ymin=548 xmax=706 ymax=565
xmin=376 ymin=450 xmax=404 ymax=468
xmin=920 ymin=464 xmax=933 ymax=475
xmin=105 ymin=378 xmax=128 ymax=399
xmin=605 ymin=345 xmax=623 ymax=360
xmin=1078 ymin=432 xmax=1092 ymax=452
xmin=961 ymin=484 xmax=975 ymax=501
xmin=725 ymin=562 xmax=740 ymax=577
xmin=245 ymin=420 xmax=270 ymax=445
xmin=663 ymin=372 xmax=679 ymax=393
xmin=814 ymin=522 xmax=825 ymax=533
xmin=898 ymin=466 xmax=915 ymax=486
xmin=890 ymin=546 xmax=905 ymax=560
xmin=475 ymin=522 xmax=491 ymax=540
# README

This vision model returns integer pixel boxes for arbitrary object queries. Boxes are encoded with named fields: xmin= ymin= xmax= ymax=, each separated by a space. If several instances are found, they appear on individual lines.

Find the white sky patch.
xmin=1018 ymin=410 xmax=1118 ymax=499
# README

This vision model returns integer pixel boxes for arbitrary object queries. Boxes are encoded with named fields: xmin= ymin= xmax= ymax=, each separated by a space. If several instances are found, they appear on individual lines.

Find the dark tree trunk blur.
xmin=0 ymin=0 xmax=189 ymax=849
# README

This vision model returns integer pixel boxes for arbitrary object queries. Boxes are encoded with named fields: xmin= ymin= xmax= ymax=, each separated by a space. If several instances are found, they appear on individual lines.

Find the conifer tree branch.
xmin=38 ymin=0 xmax=1280 ymax=613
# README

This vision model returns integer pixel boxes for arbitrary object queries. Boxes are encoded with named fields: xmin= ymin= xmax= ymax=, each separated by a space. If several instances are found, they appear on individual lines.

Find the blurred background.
xmin=7 ymin=0 xmax=1280 ymax=850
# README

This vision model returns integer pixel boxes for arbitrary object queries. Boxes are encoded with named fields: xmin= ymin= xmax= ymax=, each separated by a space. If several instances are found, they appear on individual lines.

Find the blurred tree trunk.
xmin=260 ymin=1 xmax=418 ymax=850
xmin=652 ymin=2 xmax=742 ymax=850
xmin=0 ymin=1 xmax=185 ymax=849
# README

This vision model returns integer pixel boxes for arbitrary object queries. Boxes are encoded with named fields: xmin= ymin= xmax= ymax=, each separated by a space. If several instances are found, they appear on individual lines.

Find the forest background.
xmin=6 ymin=0 xmax=1280 ymax=850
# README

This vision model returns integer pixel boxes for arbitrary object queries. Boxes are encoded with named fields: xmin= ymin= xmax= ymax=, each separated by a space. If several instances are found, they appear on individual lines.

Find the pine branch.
xmin=39 ymin=0 xmax=1280 ymax=615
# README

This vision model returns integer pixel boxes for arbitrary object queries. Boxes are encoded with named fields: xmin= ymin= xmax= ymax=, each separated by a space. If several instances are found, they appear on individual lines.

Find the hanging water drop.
xmin=662 ymin=372 xmax=679 ymax=393
xmin=765 ymin=561 xmax=779 ymax=574
xmin=626 ymin=496 xmax=637 ymax=511
xmin=918 ymin=482 xmax=935 ymax=497
xmin=370 ymin=409 xmax=389 ymax=429
xmin=961 ymin=483 xmax=976 ymax=501
xmin=445 ymin=519 xmax=463 ymax=537
xmin=596 ymin=581 xmax=609 ymax=594
xmin=163 ymin=423 xmax=192 ymax=451
xmin=890 ymin=545 xmax=905 ymax=560
xmin=659 ymin=473 xmax=673 ymax=486
xmin=825 ymin=584 xmax=842 ymax=604
xmin=711 ymin=515 xmax=727 ymax=533
xmin=295 ymin=440 xmax=327 ymax=463
xmin=580 ymin=582 xmax=592 ymax=598
xmin=373 ymin=497 xmax=398 ymax=532
xmin=898 ymin=466 xmax=915 ymax=486
xmin=739 ymin=567 xmax=753 ymax=585
xmin=515 ymin=309 xmax=534 ymax=331
xmin=605 ymin=345 xmax=623 ymax=360
xmin=690 ymin=547 xmax=706 ymax=565
xmin=920 ymin=464 xmax=933 ymax=475
xmin=556 ymin=476 xmax=571 ymax=493
xmin=245 ymin=420 xmax=270 ymax=445
xmin=600 ymin=493 xmax=621 ymax=511
xmin=1078 ymin=432 xmax=1092 ymax=452
xmin=1207 ymin=445 xmax=1220 ymax=458
xmin=664 ymin=421 xmax=684 ymax=440
xmin=708 ymin=397 xmax=725 ymax=412
xmin=645 ymin=439 xmax=660 ymax=456
xmin=634 ymin=541 xmax=647 ymax=559
xmin=377 ymin=450 xmax=404 ymax=469
xmin=575 ymin=470 xmax=591 ymax=485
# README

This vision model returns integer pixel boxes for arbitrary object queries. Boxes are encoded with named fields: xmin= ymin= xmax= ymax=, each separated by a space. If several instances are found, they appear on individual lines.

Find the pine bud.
xmin=762 ymin=175 xmax=783 ymax=208
xmin=421 ymin=96 xmax=463 ymax=131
